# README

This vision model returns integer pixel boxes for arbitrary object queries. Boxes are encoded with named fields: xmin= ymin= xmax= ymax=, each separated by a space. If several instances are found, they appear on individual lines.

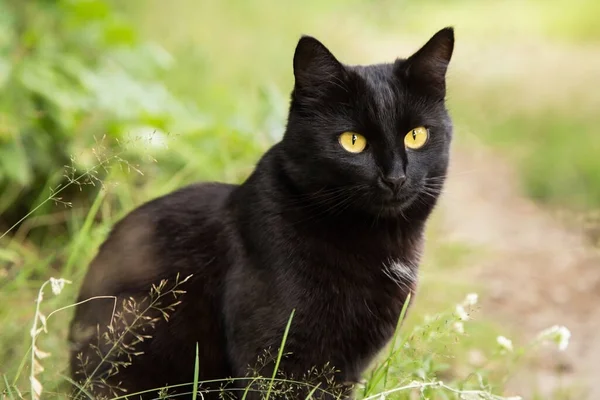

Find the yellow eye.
xmin=404 ymin=126 xmax=429 ymax=150
xmin=338 ymin=132 xmax=367 ymax=153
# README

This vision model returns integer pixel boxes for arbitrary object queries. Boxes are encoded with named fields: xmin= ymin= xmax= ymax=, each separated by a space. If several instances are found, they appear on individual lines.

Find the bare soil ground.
xmin=439 ymin=141 xmax=600 ymax=399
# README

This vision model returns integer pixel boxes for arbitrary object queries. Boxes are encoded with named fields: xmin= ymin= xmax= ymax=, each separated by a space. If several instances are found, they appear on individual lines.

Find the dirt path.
xmin=438 ymin=141 xmax=600 ymax=399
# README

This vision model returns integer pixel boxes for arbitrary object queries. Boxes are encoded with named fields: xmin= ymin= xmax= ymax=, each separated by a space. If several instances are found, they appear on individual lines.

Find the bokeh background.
xmin=1 ymin=0 xmax=599 ymax=399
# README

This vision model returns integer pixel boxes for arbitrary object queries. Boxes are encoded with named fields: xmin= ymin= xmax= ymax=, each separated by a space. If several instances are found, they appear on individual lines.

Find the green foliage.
xmin=0 ymin=0 xmax=206 ymax=234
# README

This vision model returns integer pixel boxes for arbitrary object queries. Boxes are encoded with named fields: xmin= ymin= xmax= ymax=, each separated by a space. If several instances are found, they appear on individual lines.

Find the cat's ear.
xmin=401 ymin=27 xmax=454 ymax=97
xmin=293 ymin=35 xmax=345 ymax=92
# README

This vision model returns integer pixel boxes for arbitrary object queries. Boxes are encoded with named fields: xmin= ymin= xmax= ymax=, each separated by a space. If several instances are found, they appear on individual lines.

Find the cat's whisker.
xmin=371 ymin=195 xmax=383 ymax=229
xmin=285 ymin=186 xmax=355 ymax=203
xmin=419 ymin=191 xmax=440 ymax=200
xmin=423 ymin=179 xmax=446 ymax=184
xmin=422 ymin=183 xmax=444 ymax=191
xmin=420 ymin=187 xmax=445 ymax=198
xmin=289 ymin=185 xmax=369 ymax=224
xmin=286 ymin=186 xmax=357 ymax=208
xmin=422 ymin=188 xmax=445 ymax=195
xmin=422 ymin=178 xmax=446 ymax=185
xmin=446 ymin=168 xmax=481 ymax=177
xmin=422 ymin=181 xmax=447 ymax=190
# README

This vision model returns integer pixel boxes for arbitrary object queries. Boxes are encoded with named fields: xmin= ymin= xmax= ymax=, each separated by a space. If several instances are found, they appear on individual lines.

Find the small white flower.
xmin=557 ymin=326 xmax=571 ymax=351
xmin=30 ymin=376 xmax=43 ymax=400
xmin=537 ymin=325 xmax=571 ymax=351
xmin=49 ymin=277 xmax=71 ymax=295
xmin=496 ymin=335 xmax=513 ymax=352
xmin=32 ymin=358 xmax=44 ymax=374
xmin=34 ymin=347 xmax=51 ymax=360
xmin=455 ymin=304 xmax=469 ymax=321
xmin=453 ymin=321 xmax=465 ymax=334
xmin=464 ymin=293 xmax=478 ymax=306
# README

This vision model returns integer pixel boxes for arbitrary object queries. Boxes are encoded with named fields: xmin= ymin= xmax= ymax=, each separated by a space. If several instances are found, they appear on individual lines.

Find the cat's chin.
xmin=372 ymin=192 xmax=420 ymax=218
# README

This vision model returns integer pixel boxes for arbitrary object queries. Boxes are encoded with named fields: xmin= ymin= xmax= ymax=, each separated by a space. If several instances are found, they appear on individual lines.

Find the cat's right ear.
xmin=400 ymin=27 xmax=454 ymax=98
xmin=293 ymin=36 xmax=345 ymax=92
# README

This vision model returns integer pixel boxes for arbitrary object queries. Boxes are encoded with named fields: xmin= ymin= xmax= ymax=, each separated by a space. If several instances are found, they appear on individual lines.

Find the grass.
xmin=1 ymin=0 xmax=598 ymax=398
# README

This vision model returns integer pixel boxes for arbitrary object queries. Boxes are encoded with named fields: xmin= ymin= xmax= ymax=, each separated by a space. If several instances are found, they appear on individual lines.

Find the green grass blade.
xmin=304 ymin=382 xmax=321 ymax=400
xmin=3 ymin=374 xmax=15 ymax=400
xmin=383 ymin=292 xmax=411 ymax=389
xmin=11 ymin=345 xmax=31 ymax=386
xmin=192 ymin=342 xmax=200 ymax=400
xmin=63 ymin=188 xmax=106 ymax=276
xmin=265 ymin=308 xmax=295 ymax=400
xmin=361 ymin=293 xmax=413 ymax=397
xmin=60 ymin=374 xmax=95 ymax=400
xmin=241 ymin=377 xmax=258 ymax=400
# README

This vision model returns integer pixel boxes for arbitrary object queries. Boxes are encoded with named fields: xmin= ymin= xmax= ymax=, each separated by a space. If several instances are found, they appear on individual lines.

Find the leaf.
xmin=0 ymin=141 xmax=31 ymax=186
xmin=65 ymin=0 xmax=110 ymax=21
xmin=0 ymin=57 xmax=11 ymax=89
xmin=102 ymin=19 xmax=137 ymax=45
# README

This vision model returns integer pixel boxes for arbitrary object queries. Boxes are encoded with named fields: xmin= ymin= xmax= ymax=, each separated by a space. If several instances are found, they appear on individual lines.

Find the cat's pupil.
xmin=352 ymin=134 xmax=357 ymax=145
xmin=412 ymin=130 xmax=417 ymax=140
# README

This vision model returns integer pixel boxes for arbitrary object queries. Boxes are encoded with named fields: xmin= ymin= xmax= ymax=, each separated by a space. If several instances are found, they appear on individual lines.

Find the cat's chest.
xmin=303 ymin=257 xmax=417 ymax=323
xmin=296 ymin=257 xmax=416 ymax=375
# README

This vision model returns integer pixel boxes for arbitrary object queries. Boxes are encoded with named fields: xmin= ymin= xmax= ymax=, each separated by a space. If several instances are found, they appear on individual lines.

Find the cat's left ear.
xmin=400 ymin=27 xmax=454 ymax=97
xmin=293 ymin=35 xmax=345 ymax=93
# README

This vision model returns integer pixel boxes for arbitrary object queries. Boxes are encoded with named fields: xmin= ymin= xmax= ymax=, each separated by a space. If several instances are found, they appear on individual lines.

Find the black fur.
xmin=68 ymin=27 xmax=455 ymax=400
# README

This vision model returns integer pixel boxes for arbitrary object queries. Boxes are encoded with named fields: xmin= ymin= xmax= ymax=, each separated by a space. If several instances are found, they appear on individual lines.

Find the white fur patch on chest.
xmin=382 ymin=259 xmax=417 ymax=290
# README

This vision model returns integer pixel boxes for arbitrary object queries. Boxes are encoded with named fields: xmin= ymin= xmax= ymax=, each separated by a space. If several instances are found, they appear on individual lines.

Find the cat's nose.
xmin=379 ymin=175 xmax=406 ymax=194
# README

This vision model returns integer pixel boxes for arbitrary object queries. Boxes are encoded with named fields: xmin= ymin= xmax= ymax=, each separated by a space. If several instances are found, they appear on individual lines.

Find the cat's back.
xmin=75 ymin=181 xmax=236 ymax=300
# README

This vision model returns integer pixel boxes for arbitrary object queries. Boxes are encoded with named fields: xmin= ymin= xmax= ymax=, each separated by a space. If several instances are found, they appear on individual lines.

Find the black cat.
xmin=68 ymin=27 xmax=455 ymax=400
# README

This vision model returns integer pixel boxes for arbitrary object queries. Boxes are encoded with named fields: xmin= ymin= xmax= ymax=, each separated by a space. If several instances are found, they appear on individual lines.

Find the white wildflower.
xmin=34 ymin=347 xmax=51 ymax=359
xmin=464 ymin=293 xmax=478 ymax=306
xmin=49 ymin=277 xmax=71 ymax=295
xmin=557 ymin=327 xmax=571 ymax=350
xmin=30 ymin=376 xmax=43 ymax=400
xmin=537 ymin=325 xmax=571 ymax=351
xmin=455 ymin=304 xmax=469 ymax=321
xmin=453 ymin=321 xmax=465 ymax=334
xmin=30 ymin=327 xmax=43 ymax=338
xmin=496 ymin=335 xmax=513 ymax=352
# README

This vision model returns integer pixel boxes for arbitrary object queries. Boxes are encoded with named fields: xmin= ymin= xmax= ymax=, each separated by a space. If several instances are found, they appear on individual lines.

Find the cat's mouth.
xmin=378 ymin=192 xmax=419 ymax=213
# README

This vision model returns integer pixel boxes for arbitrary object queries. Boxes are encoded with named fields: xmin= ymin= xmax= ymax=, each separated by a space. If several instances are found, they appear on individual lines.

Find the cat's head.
xmin=280 ymin=28 xmax=454 ymax=220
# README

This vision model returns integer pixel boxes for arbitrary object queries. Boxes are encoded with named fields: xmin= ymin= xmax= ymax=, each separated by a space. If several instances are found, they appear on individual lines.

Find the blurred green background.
xmin=1 ymin=0 xmax=599 ymax=398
